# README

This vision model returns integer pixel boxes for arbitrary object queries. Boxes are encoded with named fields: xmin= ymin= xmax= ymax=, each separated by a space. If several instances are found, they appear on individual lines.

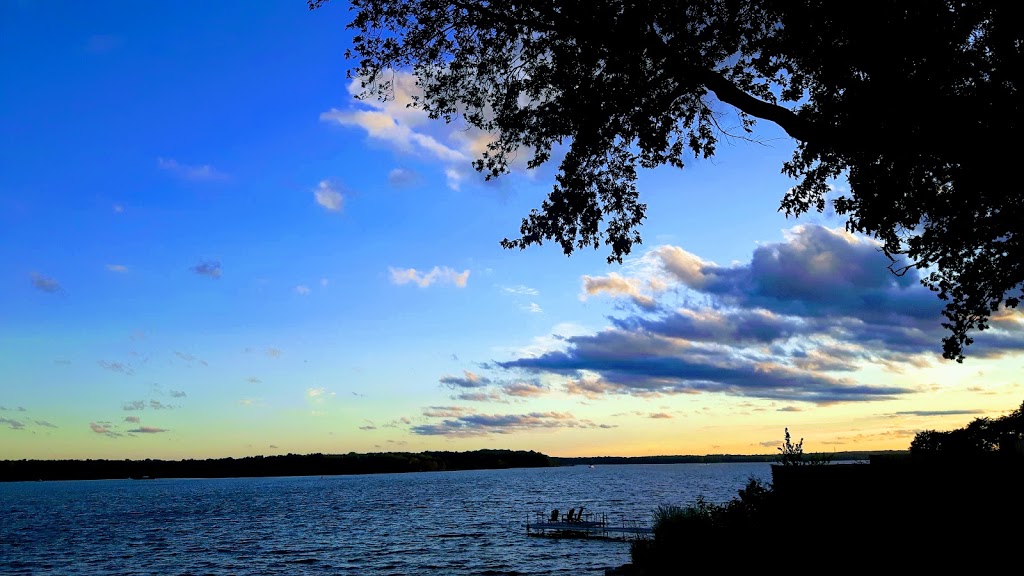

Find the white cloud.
xmin=500 ymin=284 xmax=540 ymax=296
xmin=295 ymin=285 xmax=311 ymax=295
xmin=106 ymin=264 xmax=128 ymax=273
xmin=524 ymin=303 xmax=543 ymax=314
xmin=157 ymin=157 xmax=227 ymax=181
xmin=389 ymin=266 xmax=470 ymax=288
xmin=313 ymin=180 xmax=344 ymax=212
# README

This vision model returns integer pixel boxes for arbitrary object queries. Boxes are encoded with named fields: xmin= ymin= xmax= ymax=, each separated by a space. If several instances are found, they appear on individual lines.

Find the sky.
xmin=2 ymin=2 xmax=1022 ymax=460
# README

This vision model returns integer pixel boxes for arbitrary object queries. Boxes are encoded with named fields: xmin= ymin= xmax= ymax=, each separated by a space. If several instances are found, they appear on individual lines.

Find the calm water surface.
xmin=1 ymin=463 xmax=771 ymax=575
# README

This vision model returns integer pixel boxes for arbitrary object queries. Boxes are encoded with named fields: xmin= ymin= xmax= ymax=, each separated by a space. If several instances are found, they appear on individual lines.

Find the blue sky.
xmin=2 ymin=1 xmax=1022 ymax=459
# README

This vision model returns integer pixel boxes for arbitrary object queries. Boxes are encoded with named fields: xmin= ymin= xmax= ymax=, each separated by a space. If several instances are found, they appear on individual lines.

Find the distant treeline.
xmin=553 ymin=450 xmax=907 ymax=466
xmin=0 ymin=449 xmax=554 ymax=482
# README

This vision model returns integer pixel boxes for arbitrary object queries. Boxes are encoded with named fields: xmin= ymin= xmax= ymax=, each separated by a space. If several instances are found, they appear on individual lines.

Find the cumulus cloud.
xmin=389 ymin=266 xmax=470 ymax=288
xmin=30 ymin=273 xmax=62 ymax=294
xmin=157 ymin=157 xmax=227 ymax=181
xmin=128 ymin=426 xmax=168 ymax=434
xmin=313 ymin=180 xmax=344 ymax=212
xmin=412 ymin=411 xmax=613 ymax=436
xmin=439 ymin=371 xmax=491 ymax=389
xmin=501 ymin=381 xmax=549 ymax=398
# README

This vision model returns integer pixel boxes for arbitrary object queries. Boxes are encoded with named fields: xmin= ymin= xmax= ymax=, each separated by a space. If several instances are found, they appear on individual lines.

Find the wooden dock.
xmin=526 ymin=510 xmax=652 ymax=541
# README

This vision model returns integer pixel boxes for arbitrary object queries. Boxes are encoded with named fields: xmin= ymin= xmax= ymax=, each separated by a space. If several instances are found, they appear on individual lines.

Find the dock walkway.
xmin=526 ymin=510 xmax=652 ymax=541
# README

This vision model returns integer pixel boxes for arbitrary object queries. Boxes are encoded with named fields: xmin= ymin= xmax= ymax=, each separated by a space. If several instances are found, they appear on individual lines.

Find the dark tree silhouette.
xmin=311 ymin=0 xmax=1023 ymax=361
xmin=910 ymin=400 xmax=1024 ymax=456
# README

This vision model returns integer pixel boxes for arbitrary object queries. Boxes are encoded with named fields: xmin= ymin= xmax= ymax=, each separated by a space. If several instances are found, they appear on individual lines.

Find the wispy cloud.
xmin=106 ymin=264 xmax=128 ymax=273
xmin=500 ymin=285 xmax=539 ymax=297
xmin=648 ymin=412 xmax=673 ymax=419
xmin=389 ymin=266 xmax=469 ymax=288
xmin=30 ymin=273 xmax=62 ymax=294
xmin=439 ymin=371 xmax=491 ymax=389
xmin=387 ymin=167 xmax=417 ymax=187
xmin=190 ymin=260 xmax=222 ymax=279
xmin=523 ymin=303 xmax=543 ymax=314
xmin=893 ymin=410 xmax=985 ymax=417
xmin=90 ymin=422 xmax=121 ymax=437
xmin=98 ymin=360 xmax=133 ymax=375
xmin=34 ymin=420 xmax=57 ymax=428
xmin=149 ymin=400 xmax=174 ymax=410
xmin=122 ymin=400 xmax=145 ymax=411
xmin=412 ymin=411 xmax=614 ymax=437
xmin=174 ymin=352 xmax=208 ymax=367
xmin=128 ymin=426 xmax=168 ymax=434
xmin=169 ymin=390 xmax=187 ymax=398
xmin=157 ymin=157 xmax=227 ymax=181
xmin=0 ymin=417 xmax=26 ymax=430
xmin=313 ymin=180 xmax=344 ymax=212
xmin=124 ymin=416 xmax=141 ymax=423
xmin=0 ymin=406 xmax=27 ymax=412
xmin=295 ymin=285 xmax=311 ymax=295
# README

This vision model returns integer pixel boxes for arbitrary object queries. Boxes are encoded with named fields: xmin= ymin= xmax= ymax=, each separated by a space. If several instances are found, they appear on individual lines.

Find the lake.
xmin=1 ymin=463 xmax=772 ymax=575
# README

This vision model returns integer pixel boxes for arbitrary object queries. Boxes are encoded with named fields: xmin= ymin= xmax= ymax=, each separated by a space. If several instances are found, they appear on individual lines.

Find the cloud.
xmin=106 ymin=264 xmax=128 ymax=273
xmin=0 ymin=406 xmax=27 ymax=412
xmin=128 ymin=426 xmax=168 ymax=434
xmin=411 ymin=411 xmax=613 ymax=437
xmin=387 ymin=167 xmax=417 ymax=186
xmin=389 ymin=266 xmax=470 ymax=288
xmin=124 ymin=416 xmax=141 ymax=423
xmin=648 ymin=412 xmax=673 ymax=419
xmin=893 ymin=410 xmax=985 ymax=417
xmin=501 ymin=381 xmax=549 ymax=398
xmin=359 ymin=425 xmax=377 ymax=431
xmin=439 ymin=371 xmax=491 ymax=389
xmin=90 ymin=422 xmax=121 ymax=437
xmin=581 ymin=273 xmax=660 ymax=310
xmin=149 ymin=400 xmax=174 ymax=410
xmin=0 ymin=417 xmax=26 ymax=430
xmin=422 ymin=406 xmax=474 ymax=418
xmin=157 ymin=157 xmax=227 ymax=181
xmin=122 ymin=401 xmax=145 ymax=411
xmin=98 ymin=360 xmax=133 ymax=375
xmin=777 ymin=406 xmax=803 ymax=412
xmin=295 ymin=285 xmax=311 ymax=295
xmin=174 ymin=351 xmax=208 ymax=366
xmin=34 ymin=420 xmax=57 ymax=428
xmin=306 ymin=387 xmax=328 ymax=398
xmin=524 ymin=303 xmax=543 ymax=314
xmin=169 ymin=390 xmax=187 ymax=398
xmin=246 ymin=376 xmax=262 ymax=384
xmin=313 ymin=180 xmax=344 ymax=212
xmin=30 ymin=273 xmax=62 ymax=294
xmin=452 ymin=391 xmax=504 ymax=402
xmin=190 ymin=260 xmax=222 ymax=279
xmin=758 ymin=440 xmax=780 ymax=448
xmin=265 ymin=347 xmax=282 ymax=358
xmin=238 ymin=398 xmax=258 ymax=406
xmin=501 ymin=284 xmax=540 ymax=296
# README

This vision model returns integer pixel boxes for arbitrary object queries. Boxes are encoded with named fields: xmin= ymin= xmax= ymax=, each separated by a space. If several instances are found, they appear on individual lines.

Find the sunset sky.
xmin=2 ymin=1 xmax=1022 ymax=460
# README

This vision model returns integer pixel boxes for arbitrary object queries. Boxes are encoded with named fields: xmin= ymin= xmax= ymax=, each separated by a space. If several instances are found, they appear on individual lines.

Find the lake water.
xmin=1 ymin=463 xmax=772 ymax=575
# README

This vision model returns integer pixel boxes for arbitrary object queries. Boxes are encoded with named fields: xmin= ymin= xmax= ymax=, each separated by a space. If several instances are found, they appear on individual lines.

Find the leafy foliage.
xmin=312 ymin=0 xmax=1024 ymax=361
xmin=910 ymin=400 xmax=1024 ymax=457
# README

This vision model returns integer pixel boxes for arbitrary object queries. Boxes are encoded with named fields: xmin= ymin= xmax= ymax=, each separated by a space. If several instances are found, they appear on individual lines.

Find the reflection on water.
xmin=1 ymin=463 xmax=771 ymax=575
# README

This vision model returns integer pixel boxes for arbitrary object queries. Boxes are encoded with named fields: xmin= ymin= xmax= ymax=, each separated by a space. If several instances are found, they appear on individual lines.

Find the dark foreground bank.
xmin=0 ymin=449 xmax=554 ymax=481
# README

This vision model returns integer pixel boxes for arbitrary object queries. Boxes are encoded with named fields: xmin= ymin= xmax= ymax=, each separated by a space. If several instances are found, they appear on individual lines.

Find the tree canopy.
xmin=311 ymin=0 xmax=1022 ymax=361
